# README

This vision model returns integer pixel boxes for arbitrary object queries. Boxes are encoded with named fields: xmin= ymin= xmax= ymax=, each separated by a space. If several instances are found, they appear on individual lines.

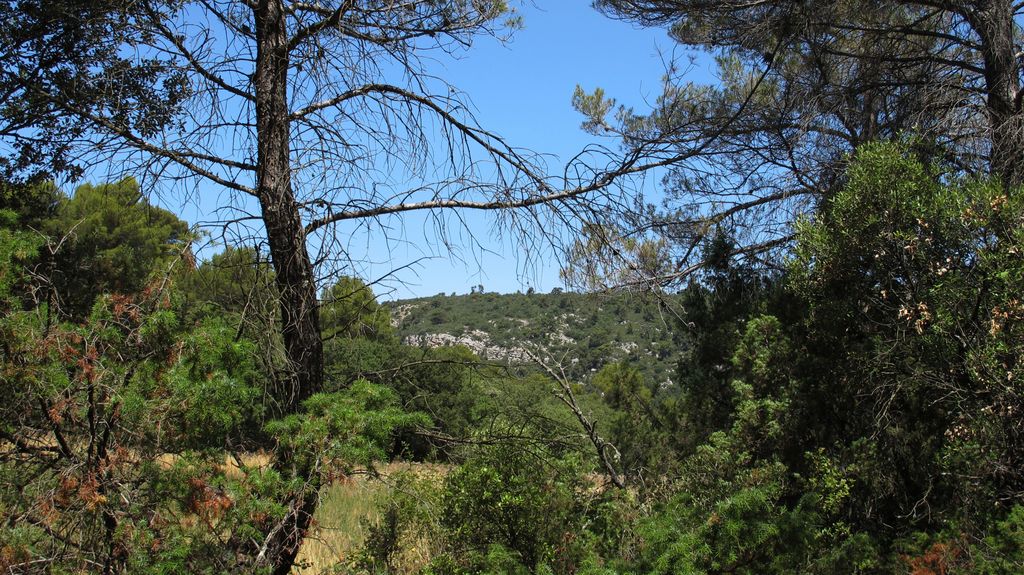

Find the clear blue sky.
xmin=355 ymin=1 xmax=690 ymax=300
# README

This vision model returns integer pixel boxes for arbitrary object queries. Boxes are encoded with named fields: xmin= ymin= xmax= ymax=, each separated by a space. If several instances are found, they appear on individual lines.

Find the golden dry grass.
xmin=293 ymin=463 xmax=448 ymax=575
xmin=292 ymin=476 xmax=382 ymax=574
xmin=152 ymin=450 xmax=273 ymax=477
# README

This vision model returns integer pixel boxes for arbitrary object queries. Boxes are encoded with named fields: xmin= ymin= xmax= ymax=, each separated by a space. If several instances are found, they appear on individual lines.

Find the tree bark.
xmin=253 ymin=2 xmax=323 ymax=572
xmin=254 ymin=0 xmax=324 ymax=413
xmin=966 ymin=0 xmax=1023 ymax=186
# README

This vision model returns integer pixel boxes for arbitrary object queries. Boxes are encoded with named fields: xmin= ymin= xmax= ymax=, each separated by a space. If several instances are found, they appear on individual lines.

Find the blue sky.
xmin=354 ymin=1 xmax=691 ymax=299
xmin=91 ymin=1 xmax=715 ymax=300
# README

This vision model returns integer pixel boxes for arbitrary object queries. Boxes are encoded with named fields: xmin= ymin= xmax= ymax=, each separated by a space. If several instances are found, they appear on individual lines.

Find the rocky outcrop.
xmin=403 ymin=329 xmax=533 ymax=363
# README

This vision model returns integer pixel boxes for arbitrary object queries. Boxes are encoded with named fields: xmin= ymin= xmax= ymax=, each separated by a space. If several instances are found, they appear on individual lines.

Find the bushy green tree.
xmin=0 ymin=276 xmax=265 ymax=572
xmin=177 ymin=245 xmax=278 ymax=321
xmin=435 ymin=444 xmax=589 ymax=574
xmin=969 ymin=505 xmax=1024 ymax=574
xmin=625 ymin=141 xmax=1024 ymax=573
xmin=265 ymin=379 xmax=429 ymax=474
xmin=321 ymin=276 xmax=394 ymax=342
xmin=46 ymin=178 xmax=189 ymax=318
xmin=382 ymin=345 xmax=488 ymax=459
xmin=634 ymin=380 xmax=880 ymax=575
xmin=789 ymin=141 xmax=1024 ymax=533
xmin=592 ymin=361 xmax=676 ymax=478
xmin=0 ymin=180 xmax=60 ymax=231
xmin=119 ymin=315 xmax=266 ymax=450
xmin=629 ymin=320 xmax=882 ymax=574
xmin=176 ymin=245 xmax=285 ymax=406
xmin=320 ymin=275 xmax=401 ymax=404
xmin=0 ymin=209 xmax=42 ymax=306
xmin=668 ymin=235 xmax=792 ymax=451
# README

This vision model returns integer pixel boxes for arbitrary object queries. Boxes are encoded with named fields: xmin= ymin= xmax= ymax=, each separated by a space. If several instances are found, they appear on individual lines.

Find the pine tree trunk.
xmin=253 ymin=0 xmax=324 ymax=413
xmin=969 ymin=0 xmax=1023 ymax=186
xmin=253 ymin=1 xmax=323 ymax=572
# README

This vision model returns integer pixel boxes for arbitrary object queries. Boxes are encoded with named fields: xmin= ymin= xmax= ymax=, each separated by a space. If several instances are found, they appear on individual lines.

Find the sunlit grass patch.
xmin=293 ymin=463 xmax=448 ymax=574
xmin=293 ymin=476 xmax=380 ymax=574
xmin=151 ymin=450 xmax=272 ymax=475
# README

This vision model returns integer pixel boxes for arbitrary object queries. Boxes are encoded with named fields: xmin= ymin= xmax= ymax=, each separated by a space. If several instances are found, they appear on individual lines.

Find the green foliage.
xmin=0 ymin=267 xmax=431 ymax=573
xmin=0 ymin=209 xmax=42 ymax=306
xmin=321 ymin=276 xmax=394 ymax=341
xmin=805 ymin=449 xmax=853 ymax=517
xmin=0 ymin=0 xmax=189 ymax=180
xmin=572 ymin=87 xmax=616 ymax=134
xmin=634 ymin=379 xmax=879 ymax=575
xmin=384 ymin=344 xmax=492 ymax=458
xmin=593 ymin=361 xmax=650 ymax=409
xmin=266 ymin=380 xmax=430 ymax=472
xmin=176 ymin=245 xmax=284 ymax=411
xmin=671 ymin=245 xmax=789 ymax=451
xmin=47 ymin=178 xmax=190 ymax=318
xmin=970 ymin=505 xmax=1024 ymax=574
xmin=560 ymin=222 xmax=672 ymax=290
xmin=730 ymin=315 xmax=792 ymax=393
xmin=177 ymin=245 xmax=278 ymax=321
xmin=0 ymin=278 xmax=272 ymax=573
xmin=592 ymin=362 xmax=675 ymax=477
xmin=435 ymin=445 xmax=589 ymax=574
xmin=326 ymin=336 xmax=399 ymax=387
xmin=605 ymin=142 xmax=1024 ymax=574
xmin=6 ymin=142 xmax=1024 ymax=573
xmin=112 ymin=451 xmax=287 ymax=575
xmin=0 ymin=180 xmax=60 ymax=230
xmin=790 ymin=141 xmax=1024 ymax=530
xmin=121 ymin=316 xmax=265 ymax=449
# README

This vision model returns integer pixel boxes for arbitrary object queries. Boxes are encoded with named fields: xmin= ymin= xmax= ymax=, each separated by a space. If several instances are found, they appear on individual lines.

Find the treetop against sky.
xmin=73 ymin=1 xmax=706 ymax=300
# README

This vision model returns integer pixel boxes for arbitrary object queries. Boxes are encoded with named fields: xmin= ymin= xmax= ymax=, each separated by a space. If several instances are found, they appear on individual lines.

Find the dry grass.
xmin=152 ymin=450 xmax=274 ymax=477
xmin=292 ymin=476 xmax=382 ymax=574
xmin=293 ymin=463 xmax=448 ymax=575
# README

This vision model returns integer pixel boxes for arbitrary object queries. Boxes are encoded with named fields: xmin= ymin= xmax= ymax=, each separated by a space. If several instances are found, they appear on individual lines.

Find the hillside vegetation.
xmin=389 ymin=290 xmax=680 ymax=384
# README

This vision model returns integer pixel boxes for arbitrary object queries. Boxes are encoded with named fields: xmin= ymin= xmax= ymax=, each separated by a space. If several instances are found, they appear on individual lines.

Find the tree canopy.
xmin=570 ymin=0 xmax=1024 ymax=289
xmin=46 ymin=178 xmax=189 ymax=318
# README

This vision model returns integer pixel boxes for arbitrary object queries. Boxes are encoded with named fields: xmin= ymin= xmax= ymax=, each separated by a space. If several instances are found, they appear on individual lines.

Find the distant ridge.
xmin=387 ymin=290 xmax=681 ymax=385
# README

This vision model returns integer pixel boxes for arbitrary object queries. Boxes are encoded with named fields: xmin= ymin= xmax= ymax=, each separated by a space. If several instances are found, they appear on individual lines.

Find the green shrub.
xmin=434 ymin=445 xmax=588 ymax=574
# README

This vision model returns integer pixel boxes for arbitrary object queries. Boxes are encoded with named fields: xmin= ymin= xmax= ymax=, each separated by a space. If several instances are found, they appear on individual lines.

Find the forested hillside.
xmin=3 ymin=1 xmax=1024 ymax=574
xmin=390 ymin=290 xmax=680 ymax=384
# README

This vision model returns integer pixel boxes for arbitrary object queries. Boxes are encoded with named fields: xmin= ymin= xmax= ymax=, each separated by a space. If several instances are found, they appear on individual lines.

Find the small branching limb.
xmin=255 ymin=455 xmax=323 ymax=575
xmin=524 ymin=349 xmax=626 ymax=489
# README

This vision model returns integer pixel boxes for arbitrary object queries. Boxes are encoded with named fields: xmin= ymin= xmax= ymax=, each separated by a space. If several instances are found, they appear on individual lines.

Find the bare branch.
xmin=287 ymin=0 xmax=356 ymax=52
xmin=525 ymin=349 xmax=626 ymax=489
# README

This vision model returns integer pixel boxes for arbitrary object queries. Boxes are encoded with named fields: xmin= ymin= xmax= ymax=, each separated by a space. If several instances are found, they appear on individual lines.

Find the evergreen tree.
xmin=46 ymin=178 xmax=189 ymax=318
